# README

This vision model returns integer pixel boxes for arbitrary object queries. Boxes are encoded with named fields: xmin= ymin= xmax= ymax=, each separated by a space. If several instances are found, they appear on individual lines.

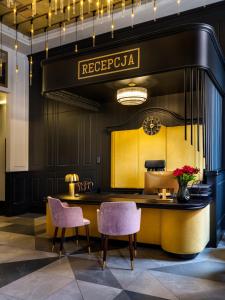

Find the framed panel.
xmin=0 ymin=50 xmax=8 ymax=88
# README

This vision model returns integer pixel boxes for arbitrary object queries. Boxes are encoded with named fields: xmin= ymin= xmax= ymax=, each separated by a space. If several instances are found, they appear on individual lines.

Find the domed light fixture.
xmin=117 ymin=83 xmax=148 ymax=106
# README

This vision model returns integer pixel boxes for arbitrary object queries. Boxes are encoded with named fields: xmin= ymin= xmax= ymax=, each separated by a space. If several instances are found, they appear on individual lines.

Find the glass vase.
xmin=177 ymin=182 xmax=190 ymax=203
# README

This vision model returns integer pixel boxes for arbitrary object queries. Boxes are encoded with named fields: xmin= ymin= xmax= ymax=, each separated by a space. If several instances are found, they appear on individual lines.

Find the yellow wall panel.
xmin=111 ymin=125 xmax=204 ymax=188
xmin=111 ymin=130 xmax=139 ymax=188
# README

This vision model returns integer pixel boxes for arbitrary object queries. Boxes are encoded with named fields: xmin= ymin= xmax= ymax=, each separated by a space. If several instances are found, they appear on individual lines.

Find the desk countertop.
xmin=47 ymin=193 xmax=211 ymax=210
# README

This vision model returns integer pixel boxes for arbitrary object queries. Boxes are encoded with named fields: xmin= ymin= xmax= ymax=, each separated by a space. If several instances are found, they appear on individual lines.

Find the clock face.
xmin=142 ymin=116 xmax=161 ymax=135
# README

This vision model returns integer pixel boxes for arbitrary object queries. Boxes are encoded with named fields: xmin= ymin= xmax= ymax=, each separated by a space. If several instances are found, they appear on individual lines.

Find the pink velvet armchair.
xmin=48 ymin=197 xmax=91 ymax=256
xmin=97 ymin=201 xmax=141 ymax=270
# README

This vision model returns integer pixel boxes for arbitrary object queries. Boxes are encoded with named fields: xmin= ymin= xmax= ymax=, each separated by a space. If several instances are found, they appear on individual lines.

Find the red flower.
xmin=173 ymin=165 xmax=199 ymax=177
xmin=173 ymin=168 xmax=184 ymax=177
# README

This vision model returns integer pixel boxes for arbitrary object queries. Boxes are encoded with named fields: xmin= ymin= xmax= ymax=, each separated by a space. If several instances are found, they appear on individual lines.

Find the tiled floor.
xmin=0 ymin=214 xmax=224 ymax=300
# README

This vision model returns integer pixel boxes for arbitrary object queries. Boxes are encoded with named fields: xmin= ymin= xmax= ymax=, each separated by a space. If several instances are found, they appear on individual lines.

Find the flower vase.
xmin=177 ymin=182 xmax=190 ymax=203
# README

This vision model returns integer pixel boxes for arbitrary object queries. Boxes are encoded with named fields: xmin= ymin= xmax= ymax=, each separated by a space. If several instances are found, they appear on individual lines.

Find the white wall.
xmin=0 ymin=102 xmax=6 ymax=201
xmin=0 ymin=45 xmax=29 ymax=173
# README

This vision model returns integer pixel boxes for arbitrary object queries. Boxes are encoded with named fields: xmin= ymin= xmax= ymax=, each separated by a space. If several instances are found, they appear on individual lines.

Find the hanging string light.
xmin=92 ymin=11 xmax=95 ymax=47
xmin=0 ymin=17 xmax=3 ymax=78
xmin=62 ymin=7 xmax=66 ymax=40
xmin=54 ymin=0 xmax=58 ymax=15
xmin=107 ymin=0 xmax=111 ymax=16
xmin=48 ymin=0 xmax=52 ymax=27
xmin=45 ymin=27 xmax=49 ymax=59
xmin=111 ymin=5 xmax=114 ymax=38
xmin=29 ymin=31 xmax=33 ymax=86
xmin=59 ymin=22 xmax=62 ymax=46
xmin=177 ymin=0 xmax=181 ymax=15
xmin=32 ymin=0 xmax=37 ymax=17
xmin=60 ymin=0 xmax=64 ymax=13
xmin=80 ymin=0 xmax=84 ymax=27
xmin=122 ymin=0 xmax=125 ymax=16
xmin=153 ymin=0 xmax=157 ymax=21
xmin=15 ymin=24 xmax=19 ymax=74
xmin=67 ymin=0 xmax=71 ymax=21
xmin=96 ymin=0 xmax=100 ymax=19
xmin=74 ymin=17 xmax=78 ymax=52
xmin=13 ymin=2 xmax=17 ymax=24
xmin=88 ymin=0 xmax=92 ymax=13
xmin=72 ymin=0 xmax=76 ymax=14
xmin=131 ymin=0 xmax=134 ymax=28
xmin=100 ymin=2 xmax=104 ymax=23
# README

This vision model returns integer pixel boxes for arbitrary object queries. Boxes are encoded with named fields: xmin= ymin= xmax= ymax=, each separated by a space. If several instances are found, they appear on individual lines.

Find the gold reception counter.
xmin=46 ymin=193 xmax=211 ymax=256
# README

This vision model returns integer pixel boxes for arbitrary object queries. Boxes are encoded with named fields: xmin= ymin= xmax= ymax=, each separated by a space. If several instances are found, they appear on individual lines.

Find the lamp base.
xmin=68 ymin=183 xmax=75 ymax=197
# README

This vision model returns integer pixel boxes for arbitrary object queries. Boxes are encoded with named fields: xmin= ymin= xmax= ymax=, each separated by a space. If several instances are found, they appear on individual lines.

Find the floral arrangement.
xmin=173 ymin=165 xmax=199 ymax=185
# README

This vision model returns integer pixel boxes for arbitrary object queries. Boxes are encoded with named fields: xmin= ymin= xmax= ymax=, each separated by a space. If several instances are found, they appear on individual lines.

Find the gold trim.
xmin=77 ymin=48 xmax=140 ymax=80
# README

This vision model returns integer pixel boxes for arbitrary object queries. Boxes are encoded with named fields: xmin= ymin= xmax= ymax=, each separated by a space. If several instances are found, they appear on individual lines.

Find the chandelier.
xmin=117 ymin=84 xmax=148 ymax=106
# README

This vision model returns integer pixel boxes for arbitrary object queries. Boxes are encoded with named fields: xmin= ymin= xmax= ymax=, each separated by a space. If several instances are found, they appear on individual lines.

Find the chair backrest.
xmin=144 ymin=171 xmax=179 ymax=194
xmin=48 ymin=197 xmax=64 ymax=227
xmin=48 ymin=197 xmax=85 ymax=228
xmin=98 ymin=201 xmax=141 ymax=236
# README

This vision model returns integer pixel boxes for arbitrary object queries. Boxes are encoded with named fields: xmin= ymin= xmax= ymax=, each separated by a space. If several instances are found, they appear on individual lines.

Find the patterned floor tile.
xmin=0 ymin=232 xmax=35 ymax=250
xmin=0 ymin=224 xmax=35 ymax=236
xmin=115 ymin=290 xmax=168 ymax=300
xmin=111 ymin=269 xmax=178 ymax=300
xmin=150 ymin=270 xmax=225 ymax=298
xmin=0 ymin=257 xmax=58 ymax=288
xmin=45 ymin=280 xmax=83 ymax=300
xmin=77 ymin=280 xmax=122 ymax=300
xmin=0 ymin=223 xmax=13 ymax=228
xmin=0 ymin=294 xmax=21 ymax=300
xmin=180 ymin=287 xmax=225 ymax=300
xmin=68 ymin=256 xmax=123 ymax=289
xmin=151 ymin=261 xmax=225 ymax=282
xmin=0 ymin=271 xmax=74 ymax=300
xmin=38 ymin=257 xmax=75 ymax=279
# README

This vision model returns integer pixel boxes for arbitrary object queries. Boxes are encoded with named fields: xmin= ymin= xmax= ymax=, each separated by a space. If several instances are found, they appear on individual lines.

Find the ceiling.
xmin=0 ymin=0 xmax=138 ymax=36
xmin=67 ymin=69 xmax=184 ymax=102
xmin=0 ymin=0 xmax=223 ymax=54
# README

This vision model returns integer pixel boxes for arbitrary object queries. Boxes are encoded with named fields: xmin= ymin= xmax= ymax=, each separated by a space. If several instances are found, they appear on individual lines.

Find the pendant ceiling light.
xmin=117 ymin=83 xmax=148 ymax=106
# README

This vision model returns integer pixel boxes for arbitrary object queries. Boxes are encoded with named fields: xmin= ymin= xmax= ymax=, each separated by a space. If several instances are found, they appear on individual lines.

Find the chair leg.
xmin=75 ymin=227 xmax=79 ymax=246
xmin=102 ymin=235 xmax=108 ymax=270
xmin=85 ymin=225 xmax=91 ymax=254
xmin=52 ymin=227 xmax=58 ymax=252
xmin=100 ymin=234 xmax=104 ymax=257
xmin=133 ymin=233 xmax=137 ymax=257
xmin=59 ymin=228 xmax=66 ymax=257
xmin=128 ymin=234 xmax=134 ymax=270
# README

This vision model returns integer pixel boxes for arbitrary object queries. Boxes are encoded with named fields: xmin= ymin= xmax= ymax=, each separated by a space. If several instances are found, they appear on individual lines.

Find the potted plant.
xmin=173 ymin=165 xmax=199 ymax=202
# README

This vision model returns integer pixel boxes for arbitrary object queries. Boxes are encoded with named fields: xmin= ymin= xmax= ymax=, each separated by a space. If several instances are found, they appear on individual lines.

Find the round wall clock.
xmin=142 ymin=116 xmax=161 ymax=135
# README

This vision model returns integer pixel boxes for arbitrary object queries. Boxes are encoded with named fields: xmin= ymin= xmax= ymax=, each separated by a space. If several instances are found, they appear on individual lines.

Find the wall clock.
xmin=142 ymin=116 xmax=161 ymax=135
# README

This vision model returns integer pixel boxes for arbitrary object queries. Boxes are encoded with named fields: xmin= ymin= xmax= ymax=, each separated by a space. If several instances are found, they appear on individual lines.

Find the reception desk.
xmin=46 ymin=193 xmax=211 ymax=256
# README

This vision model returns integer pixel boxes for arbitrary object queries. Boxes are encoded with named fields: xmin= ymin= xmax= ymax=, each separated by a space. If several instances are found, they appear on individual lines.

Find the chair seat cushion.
xmin=83 ymin=218 xmax=90 ymax=225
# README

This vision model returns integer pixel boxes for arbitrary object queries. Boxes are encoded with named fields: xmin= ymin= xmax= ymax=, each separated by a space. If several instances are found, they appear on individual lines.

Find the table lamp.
xmin=65 ymin=173 xmax=79 ymax=197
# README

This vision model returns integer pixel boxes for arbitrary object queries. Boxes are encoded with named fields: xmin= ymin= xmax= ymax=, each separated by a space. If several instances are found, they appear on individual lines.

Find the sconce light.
xmin=65 ymin=173 xmax=79 ymax=197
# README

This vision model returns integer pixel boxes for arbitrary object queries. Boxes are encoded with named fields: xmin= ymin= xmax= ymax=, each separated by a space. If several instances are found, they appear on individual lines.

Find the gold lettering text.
xmin=114 ymin=57 xmax=120 ymax=68
xmin=107 ymin=58 xmax=114 ymax=70
xmin=88 ymin=62 xmax=95 ymax=73
xmin=101 ymin=60 xmax=107 ymax=71
xmin=95 ymin=61 xmax=101 ymax=72
xmin=82 ymin=64 xmax=88 ymax=75
xmin=121 ymin=55 xmax=127 ymax=67
xmin=128 ymin=54 xmax=135 ymax=66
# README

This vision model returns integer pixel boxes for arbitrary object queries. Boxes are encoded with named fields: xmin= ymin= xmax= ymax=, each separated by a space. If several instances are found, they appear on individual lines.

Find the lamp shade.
xmin=117 ymin=86 xmax=147 ymax=105
xmin=65 ymin=173 xmax=79 ymax=183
